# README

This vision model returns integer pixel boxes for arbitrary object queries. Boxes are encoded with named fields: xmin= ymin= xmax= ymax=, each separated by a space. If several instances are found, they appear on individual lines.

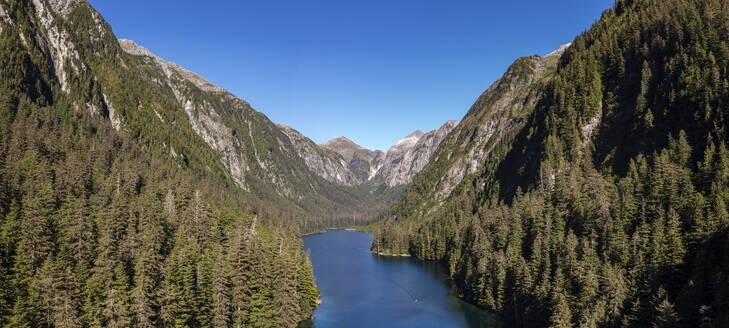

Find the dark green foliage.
xmin=374 ymin=0 xmax=729 ymax=326
xmin=0 ymin=0 xmax=319 ymax=327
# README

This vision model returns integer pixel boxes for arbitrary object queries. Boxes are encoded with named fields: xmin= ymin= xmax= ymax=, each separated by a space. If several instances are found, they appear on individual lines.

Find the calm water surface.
xmin=301 ymin=230 xmax=498 ymax=328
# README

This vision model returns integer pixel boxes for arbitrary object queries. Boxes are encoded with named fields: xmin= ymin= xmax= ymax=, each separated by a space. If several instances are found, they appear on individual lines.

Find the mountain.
xmin=112 ymin=38 xmax=381 ymax=229
xmin=387 ymin=45 xmax=565 ymax=219
xmin=302 ymin=122 xmax=458 ymax=188
xmin=278 ymin=124 xmax=364 ymax=186
xmin=279 ymin=124 xmax=458 ymax=213
xmin=374 ymin=0 xmax=729 ymax=327
xmin=319 ymin=136 xmax=385 ymax=184
xmin=0 ymin=0 xmax=320 ymax=326
xmin=378 ymin=120 xmax=458 ymax=186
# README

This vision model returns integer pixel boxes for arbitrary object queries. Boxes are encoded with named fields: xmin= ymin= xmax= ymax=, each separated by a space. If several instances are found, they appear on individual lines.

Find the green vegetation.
xmin=374 ymin=0 xmax=729 ymax=326
xmin=0 ymin=0 xmax=318 ymax=327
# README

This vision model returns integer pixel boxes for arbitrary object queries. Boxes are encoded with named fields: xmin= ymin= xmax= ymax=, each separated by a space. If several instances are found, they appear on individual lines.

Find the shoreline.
xmin=373 ymin=251 xmax=412 ymax=257
xmin=301 ymin=230 xmax=326 ymax=236
xmin=302 ymin=227 xmax=361 ymax=236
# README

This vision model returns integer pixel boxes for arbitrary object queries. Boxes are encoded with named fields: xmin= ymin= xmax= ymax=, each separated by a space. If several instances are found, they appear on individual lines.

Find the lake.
xmin=300 ymin=230 xmax=498 ymax=328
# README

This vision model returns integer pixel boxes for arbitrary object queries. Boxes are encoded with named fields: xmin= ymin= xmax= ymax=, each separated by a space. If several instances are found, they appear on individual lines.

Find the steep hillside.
xmin=308 ymin=122 xmax=458 ymax=189
xmin=0 ymin=0 xmax=318 ymax=326
xmin=279 ymin=124 xmax=365 ymax=187
xmin=387 ymin=45 xmax=566 ymax=220
xmin=319 ymin=136 xmax=385 ymax=184
xmin=111 ymin=38 xmax=378 ymax=231
xmin=279 ymin=126 xmax=421 ymax=223
xmin=378 ymin=120 xmax=458 ymax=186
xmin=375 ymin=0 xmax=729 ymax=326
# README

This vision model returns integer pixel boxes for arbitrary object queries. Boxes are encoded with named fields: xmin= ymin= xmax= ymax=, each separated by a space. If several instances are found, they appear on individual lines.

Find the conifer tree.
xmin=211 ymin=247 xmax=231 ymax=328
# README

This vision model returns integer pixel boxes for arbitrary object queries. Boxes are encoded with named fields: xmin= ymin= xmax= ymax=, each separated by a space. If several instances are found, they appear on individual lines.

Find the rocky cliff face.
xmin=378 ymin=120 xmax=458 ymax=186
xmin=4 ymin=0 xmax=379 ymax=223
xmin=308 ymin=122 xmax=458 ymax=188
xmin=114 ymin=38 xmax=387 ymax=216
xmin=388 ymin=44 xmax=569 ymax=217
xmin=17 ymin=0 xmax=455 ymax=213
xmin=431 ymin=46 xmax=569 ymax=200
xmin=278 ymin=124 xmax=363 ymax=186
xmin=319 ymin=136 xmax=385 ymax=184
xmin=118 ymin=39 xmax=251 ymax=188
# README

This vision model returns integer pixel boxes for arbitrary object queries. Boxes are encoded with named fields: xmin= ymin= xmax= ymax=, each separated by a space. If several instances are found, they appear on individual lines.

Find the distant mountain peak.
xmin=303 ymin=122 xmax=458 ymax=187
xmin=376 ymin=121 xmax=458 ymax=186
xmin=407 ymin=130 xmax=425 ymax=138
xmin=392 ymin=130 xmax=424 ymax=149
xmin=321 ymin=136 xmax=360 ymax=148
xmin=545 ymin=42 xmax=572 ymax=58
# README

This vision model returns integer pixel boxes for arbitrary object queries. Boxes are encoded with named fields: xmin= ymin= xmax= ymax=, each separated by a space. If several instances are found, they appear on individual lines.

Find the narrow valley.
xmin=1 ymin=0 xmax=728 ymax=327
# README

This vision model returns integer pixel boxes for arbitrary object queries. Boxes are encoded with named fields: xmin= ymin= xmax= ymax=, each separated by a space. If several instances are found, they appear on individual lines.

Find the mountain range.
xmin=0 ymin=0 xmax=459 ymax=325
xmin=281 ymin=120 xmax=458 ymax=188
xmin=114 ymin=38 xmax=458 ymax=222
xmin=3 ymin=0 xmax=729 ymax=327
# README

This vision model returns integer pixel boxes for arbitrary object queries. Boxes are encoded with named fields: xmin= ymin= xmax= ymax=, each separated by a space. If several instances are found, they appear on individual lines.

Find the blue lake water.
xmin=301 ymin=230 xmax=498 ymax=328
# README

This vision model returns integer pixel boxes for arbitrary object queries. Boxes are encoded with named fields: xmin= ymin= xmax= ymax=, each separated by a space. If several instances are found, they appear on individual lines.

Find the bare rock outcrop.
xmin=378 ymin=121 xmax=458 ymax=186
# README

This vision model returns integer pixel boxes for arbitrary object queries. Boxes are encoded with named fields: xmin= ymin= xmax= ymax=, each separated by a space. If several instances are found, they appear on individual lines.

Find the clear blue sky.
xmin=89 ymin=0 xmax=613 ymax=151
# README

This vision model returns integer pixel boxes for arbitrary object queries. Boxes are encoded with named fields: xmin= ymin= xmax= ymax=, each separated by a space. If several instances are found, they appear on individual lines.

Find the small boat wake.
xmin=388 ymin=278 xmax=430 ymax=304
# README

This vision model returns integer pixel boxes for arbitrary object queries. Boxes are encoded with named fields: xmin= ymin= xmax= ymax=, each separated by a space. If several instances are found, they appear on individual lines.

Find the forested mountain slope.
xmin=374 ymin=0 xmax=729 ymax=326
xmin=0 ymin=0 xmax=318 ymax=326
xmin=111 ymin=38 xmax=379 ymax=233
xmin=386 ymin=46 xmax=566 ymax=222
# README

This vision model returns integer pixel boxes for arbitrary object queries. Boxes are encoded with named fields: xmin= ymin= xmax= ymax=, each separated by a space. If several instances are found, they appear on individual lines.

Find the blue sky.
xmin=89 ymin=0 xmax=614 ymax=151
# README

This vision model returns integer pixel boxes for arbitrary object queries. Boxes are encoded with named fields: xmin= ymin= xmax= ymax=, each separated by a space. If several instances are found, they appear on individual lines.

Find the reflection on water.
xmin=300 ymin=230 xmax=498 ymax=328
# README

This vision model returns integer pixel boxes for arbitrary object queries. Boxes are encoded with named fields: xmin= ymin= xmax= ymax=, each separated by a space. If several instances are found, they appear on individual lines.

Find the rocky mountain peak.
xmin=287 ymin=120 xmax=458 ymax=188
xmin=406 ymin=130 xmax=425 ymax=138
xmin=321 ymin=136 xmax=358 ymax=148
xmin=320 ymin=136 xmax=378 ymax=161
xmin=376 ymin=120 xmax=459 ymax=186
xmin=118 ymin=38 xmax=156 ymax=57
xmin=119 ymin=39 xmax=225 ymax=93
xmin=545 ymin=42 xmax=572 ymax=58
xmin=313 ymin=136 xmax=384 ymax=184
